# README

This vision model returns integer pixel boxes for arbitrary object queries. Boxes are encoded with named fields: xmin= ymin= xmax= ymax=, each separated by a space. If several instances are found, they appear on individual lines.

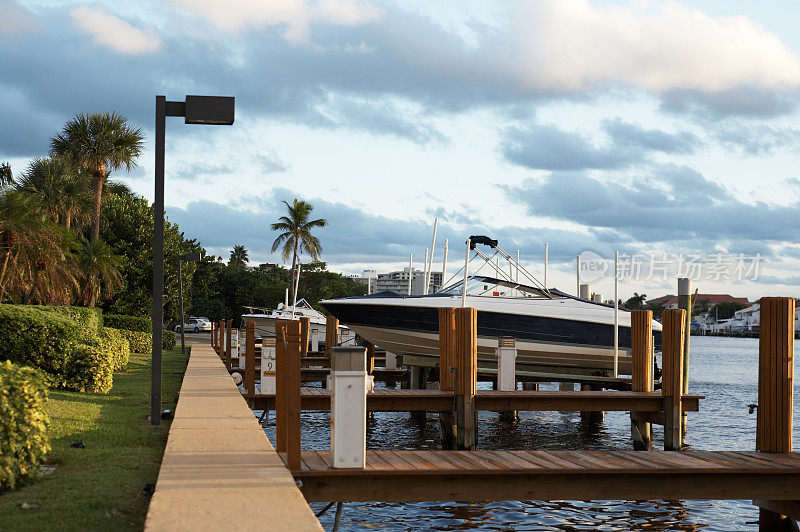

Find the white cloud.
xmin=169 ymin=0 xmax=382 ymax=43
xmin=0 ymin=0 xmax=38 ymax=38
xmin=507 ymin=0 xmax=800 ymax=94
xmin=70 ymin=5 xmax=162 ymax=54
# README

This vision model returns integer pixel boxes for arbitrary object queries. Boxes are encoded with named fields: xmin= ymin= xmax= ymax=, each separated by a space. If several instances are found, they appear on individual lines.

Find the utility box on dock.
xmin=331 ymin=347 xmax=369 ymax=468
xmin=496 ymin=337 xmax=517 ymax=391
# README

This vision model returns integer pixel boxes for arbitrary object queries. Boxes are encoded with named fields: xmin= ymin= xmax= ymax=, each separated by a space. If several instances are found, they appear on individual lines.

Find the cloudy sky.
xmin=3 ymin=0 xmax=800 ymax=301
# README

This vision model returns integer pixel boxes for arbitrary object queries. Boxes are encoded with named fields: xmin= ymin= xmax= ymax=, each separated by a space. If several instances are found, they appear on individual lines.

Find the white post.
xmin=291 ymin=264 xmax=301 ymax=318
xmin=496 ymin=337 xmax=517 ymax=391
xmin=544 ymin=243 xmax=548 ymax=288
xmin=259 ymin=340 xmax=276 ymax=395
xmin=614 ymin=250 xmax=619 ymax=378
xmin=284 ymin=288 xmax=288 ymax=307
xmin=384 ymin=351 xmax=397 ymax=369
xmin=426 ymin=218 xmax=438 ymax=294
xmin=408 ymin=253 xmax=413 ymax=296
xmin=441 ymin=238 xmax=448 ymax=290
xmin=462 ymin=239 xmax=470 ymax=308
xmin=576 ymin=254 xmax=581 ymax=297
xmin=331 ymin=346 xmax=369 ymax=468
xmin=423 ymin=248 xmax=429 ymax=295
xmin=310 ymin=328 xmax=320 ymax=353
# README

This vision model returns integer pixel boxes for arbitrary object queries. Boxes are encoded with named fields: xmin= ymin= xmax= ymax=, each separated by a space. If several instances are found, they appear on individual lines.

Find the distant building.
xmin=647 ymin=293 xmax=750 ymax=310
xmin=348 ymin=270 xmax=378 ymax=292
xmin=375 ymin=267 xmax=442 ymax=295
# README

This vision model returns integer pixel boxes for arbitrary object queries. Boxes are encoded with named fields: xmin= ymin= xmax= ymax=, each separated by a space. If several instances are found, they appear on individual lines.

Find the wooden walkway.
xmin=291 ymin=449 xmax=800 ymax=502
xmin=245 ymin=388 xmax=702 ymax=412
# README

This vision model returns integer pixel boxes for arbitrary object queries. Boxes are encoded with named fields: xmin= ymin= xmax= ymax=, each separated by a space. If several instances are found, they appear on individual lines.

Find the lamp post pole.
xmin=177 ymin=258 xmax=184 ymax=355
xmin=151 ymin=95 xmax=234 ymax=426
xmin=152 ymin=96 xmax=166 ymax=426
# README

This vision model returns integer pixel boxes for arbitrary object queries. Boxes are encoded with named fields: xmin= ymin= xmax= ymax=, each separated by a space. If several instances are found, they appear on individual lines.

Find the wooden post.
xmin=275 ymin=320 xmax=287 ymax=453
xmin=245 ymin=321 xmax=255 ymax=395
xmin=455 ymin=307 xmax=477 ymax=450
xmin=662 ymin=308 xmax=685 ymax=451
xmin=678 ymin=278 xmax=691 ymax=444
xmin=325 ymin=315 xmax=339 ymax=355
xmin=225 ymin=319 xmax=232 ymax=371
xmin=630 ymin=310 xmax=653 ymax=450
xmin=285 ymin=319 xmax=302 ymax=471
xmin=366 ymin=341 xmax=375 ymax=375
xmin=438 ymin=308 xmax=456 ymax=449
xmin=211 ymin=321 xmax=215 ymax=348
xmin=217 ymin=320 xmax=223 ymax=356
xmin=757 ymin=297 xmax=794 ymax=453
xmin=299 ymin=317 xmax=310 ymax=357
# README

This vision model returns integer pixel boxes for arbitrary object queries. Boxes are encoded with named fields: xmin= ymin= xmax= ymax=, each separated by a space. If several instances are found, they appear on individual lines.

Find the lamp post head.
xmin=184 ymin=95 xmax=234 ymax=125
xmin=181 ymin=252 xmax=202 ymax=262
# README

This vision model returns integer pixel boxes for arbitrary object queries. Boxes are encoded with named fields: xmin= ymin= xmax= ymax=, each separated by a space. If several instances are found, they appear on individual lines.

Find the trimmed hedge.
xmin=117 ymin=330 xmax=151 ymax=353
xmin=111 ymin=329 xmax=176 ymax=353
xmin=33 ymin=305 xmax=103 ymax=336
xmin=1 ymin=361 xmax=50 ymax=492
xmin=103 ymin=314 xmax=151 ymax=333
xmin=0 ymin=305 xmax=113 ymax=393
xmin=100 ymin=328 xmax=131 ymax=371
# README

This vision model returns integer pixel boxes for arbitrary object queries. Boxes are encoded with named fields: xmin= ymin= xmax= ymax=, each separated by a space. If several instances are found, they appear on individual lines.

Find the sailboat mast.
xmin=441 ymin=239 xmax=448 ymax=291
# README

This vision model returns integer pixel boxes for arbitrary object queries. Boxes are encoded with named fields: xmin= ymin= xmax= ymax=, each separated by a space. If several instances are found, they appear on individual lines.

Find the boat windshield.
xmin=439 ymin=276 xmax=551 ymax=298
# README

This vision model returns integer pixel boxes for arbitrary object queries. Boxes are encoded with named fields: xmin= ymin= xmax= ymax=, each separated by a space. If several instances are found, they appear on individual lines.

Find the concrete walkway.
xmin=145 ymin=344 xmax=322 ymax=531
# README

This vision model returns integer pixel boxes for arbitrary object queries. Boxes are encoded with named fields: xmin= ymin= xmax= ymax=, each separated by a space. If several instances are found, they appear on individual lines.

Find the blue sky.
xmin=3 ymin=0 xmax=800 ymax=301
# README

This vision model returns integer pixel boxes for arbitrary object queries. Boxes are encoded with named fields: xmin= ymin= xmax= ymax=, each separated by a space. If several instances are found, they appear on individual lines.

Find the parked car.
xmin=175 ymin=317 xmax=211 ymax=333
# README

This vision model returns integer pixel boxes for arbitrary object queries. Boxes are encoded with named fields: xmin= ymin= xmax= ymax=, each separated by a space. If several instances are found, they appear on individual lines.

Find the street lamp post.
xmin=177 ymin=251 xmax=202 ymax=355
xmin=152 ymin=95 xmax=234 ymax=425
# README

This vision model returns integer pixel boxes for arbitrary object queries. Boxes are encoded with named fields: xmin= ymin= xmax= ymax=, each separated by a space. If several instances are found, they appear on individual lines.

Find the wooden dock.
xmin=291 ymin=449 xmax=800 ymax=502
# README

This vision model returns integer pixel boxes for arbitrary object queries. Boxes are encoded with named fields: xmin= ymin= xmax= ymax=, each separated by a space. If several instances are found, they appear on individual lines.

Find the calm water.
xmin=257 ymin=336 xmax=800 ymax=531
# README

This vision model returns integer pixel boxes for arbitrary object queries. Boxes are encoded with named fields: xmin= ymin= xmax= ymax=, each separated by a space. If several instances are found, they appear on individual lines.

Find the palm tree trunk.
xmin=0 ymin=249 xmax=11 ymax=299
xmin=90 ymin=163 xmax=105 ymax=242
xmin=290 ymin=239 xmax=299 ymax=308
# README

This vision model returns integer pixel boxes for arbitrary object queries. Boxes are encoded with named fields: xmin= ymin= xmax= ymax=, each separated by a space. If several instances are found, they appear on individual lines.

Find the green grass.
xmin=0 ymin=347 xmax=188 ymax=531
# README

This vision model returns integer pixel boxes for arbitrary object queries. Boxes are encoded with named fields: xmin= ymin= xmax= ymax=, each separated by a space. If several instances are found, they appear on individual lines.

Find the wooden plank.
xmin=417 ymin=451 xmax=461 ymax=471
xmin=285 ymin=320 xmax=302 ymax=471
xmin=302 ymin=451 xmax=328 ymax=471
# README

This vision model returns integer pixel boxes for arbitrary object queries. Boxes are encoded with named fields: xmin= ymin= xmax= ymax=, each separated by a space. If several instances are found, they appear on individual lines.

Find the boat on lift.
xmin=241 ymin=298 xmax=349 ymax=340
xmin=320 ymin=236 xmax=662 ymax=376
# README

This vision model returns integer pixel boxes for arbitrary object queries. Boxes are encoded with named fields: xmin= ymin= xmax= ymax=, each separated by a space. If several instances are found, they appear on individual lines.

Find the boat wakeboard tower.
xmin=442 ymin=235 xmax=552 ymax=298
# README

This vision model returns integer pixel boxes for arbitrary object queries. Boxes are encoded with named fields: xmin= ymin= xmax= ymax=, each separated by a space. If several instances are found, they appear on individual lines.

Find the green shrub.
xmin=0 ymin=305 xmax=113 ymax=393
xmin=100 ymin=328 xmax=131 ymax=371
xmin=117 ymin=330 xmax=151 ymax=353
xmin=0 ymin=361 xmax=50 ymax=492
xmin=162 ymin=330 xmax=176 ymax=350
xmin=103 ymin=314 xmax=151 ymax=333
xmin=32 ymin=305 xmax=103 ymax=336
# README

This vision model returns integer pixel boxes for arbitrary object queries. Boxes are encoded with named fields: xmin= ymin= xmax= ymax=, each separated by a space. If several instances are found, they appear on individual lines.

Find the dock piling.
xmin=276 ymin=321 xmax=287 ymax=453
xmin=455 ymin=307 xmax=478 ymax=450
xmin=325 ymin=315 xmax=339 ymax=355
xmin=285 ymin=320 xmax=302 ymax=471
xmin=757 ymin=297 xmax=795 ymax=453
xmin=630 ymin=310 xmax=653 ymax=450
xmin=662 ymin=308 xmax=685 ymax=450
xmin=438 ymin=308 xmax=456 ymax=448
xmin=299 ymin=317 xmax=310 ymax=356
xmin=366 ymin=342 xmax=375 ymax=375
xmin=245 ymin=321 xmax=255 ymax=394
xmin=678 ymin=278 xmax=691 ymax=444
xmin=225 ymin=319 xmax=232 ymax=370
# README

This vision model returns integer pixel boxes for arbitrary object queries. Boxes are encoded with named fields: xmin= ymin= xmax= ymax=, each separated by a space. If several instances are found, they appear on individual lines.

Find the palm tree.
xmin=270 ymin=199 xmax=327 ymax=306
xmin=0 ymin=189 xmax=78 ymax=304
xmin=50 ymin=111 xmax=144 ymax=243
xmin=0 ymin=162 xmax=12 ymax=187
xmin=16 ymin=156 xmax=91 ymax=230
xmin=229 ymin=245 xmax=249 ymax=268
xmin=75 ymin=237 xmax=123 ymax=307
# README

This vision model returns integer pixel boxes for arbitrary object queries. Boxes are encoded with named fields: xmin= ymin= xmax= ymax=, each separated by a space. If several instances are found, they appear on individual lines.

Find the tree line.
xmin=1 ymin=110 xmax=365 ymax=322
